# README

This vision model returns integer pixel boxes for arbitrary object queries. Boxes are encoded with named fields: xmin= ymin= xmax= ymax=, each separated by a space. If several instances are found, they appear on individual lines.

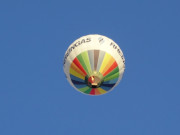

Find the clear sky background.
xmin=0 ymin=0 xmax=180 ymax=135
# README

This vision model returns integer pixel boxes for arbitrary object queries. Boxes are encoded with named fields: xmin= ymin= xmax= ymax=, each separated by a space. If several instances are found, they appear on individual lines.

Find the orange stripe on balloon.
xmin=73 ymin=57 xmax=87 ymax=75
xmin=70 ymin=62 xmax=86 ymax=77
xmin=103 ymin=61 xmax=118 ymax=76
xmin=95 ymin=89 xmax=101 ymax=95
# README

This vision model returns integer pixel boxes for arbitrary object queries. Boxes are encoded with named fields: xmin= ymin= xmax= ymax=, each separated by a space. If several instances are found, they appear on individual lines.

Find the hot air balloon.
xmin=63 ymin=34 xmax=125 ymax=95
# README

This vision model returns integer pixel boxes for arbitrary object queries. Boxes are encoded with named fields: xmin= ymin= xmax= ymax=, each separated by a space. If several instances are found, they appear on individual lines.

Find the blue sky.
xmin=0 ymin=0 xmax=180 ymax=135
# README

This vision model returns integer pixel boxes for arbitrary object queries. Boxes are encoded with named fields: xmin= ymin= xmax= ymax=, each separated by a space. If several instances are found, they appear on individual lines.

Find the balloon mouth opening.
xmin=85 ymin=72 xmax=104 ymax=88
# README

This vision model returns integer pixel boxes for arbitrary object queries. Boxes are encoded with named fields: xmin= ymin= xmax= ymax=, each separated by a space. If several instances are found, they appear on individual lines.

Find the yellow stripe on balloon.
xmin=70 ymin=62 xmax=86 ymax=77
xmin=101 ymin=56 xmax=115 ymax=75
xmin=69 ymin=68 xmax=85 ymax=80
xmin=99 ymin=53 xmax=112 ymax=73
xmin=97 ymin=88 xmax=107 ymax=94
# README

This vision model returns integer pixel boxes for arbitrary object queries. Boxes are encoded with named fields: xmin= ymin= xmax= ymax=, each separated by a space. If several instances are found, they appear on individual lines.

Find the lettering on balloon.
xmin=63 ymin=38 xmax=91 ymax=65
xmin=110 ymin=42 xmax=125 ymax=64
xmin=98 ymin=37 xmax=104 ymax=44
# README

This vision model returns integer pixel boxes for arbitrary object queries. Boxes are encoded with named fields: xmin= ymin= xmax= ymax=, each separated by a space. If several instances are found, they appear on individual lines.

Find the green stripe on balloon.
xmin=77 ymin=52 xmax=91 ymax=75
xmin=79 ymin=86 xmax=90 ymax=93
xmin=104 ymin=67 xmax=119 ymax=79
xmin=104 ymin=72 xmax=119 ymax=82
xmin=81 ymin=51 xmax=92 ymax=74
xmin=84 ymin=88 xmax=92 ymax=94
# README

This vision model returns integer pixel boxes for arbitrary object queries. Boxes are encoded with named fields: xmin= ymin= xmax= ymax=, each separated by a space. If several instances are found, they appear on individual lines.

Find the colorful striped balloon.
xmin=63 ymin=34 xmax=125 ymax=95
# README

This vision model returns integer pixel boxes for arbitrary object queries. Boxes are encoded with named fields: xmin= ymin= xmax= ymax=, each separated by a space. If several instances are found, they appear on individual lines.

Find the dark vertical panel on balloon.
xmin=94 ymin=50 xmax=99 ymax=71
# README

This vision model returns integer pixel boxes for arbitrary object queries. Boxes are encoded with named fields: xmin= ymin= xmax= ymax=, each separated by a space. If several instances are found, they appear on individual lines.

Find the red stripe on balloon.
xmin=90 ymin=88 xmax=95 ymax=95
xmin=73 ymin=58 xmax=87 ymax=75
xmin=103 ymin=61 xmax=118 ymax=76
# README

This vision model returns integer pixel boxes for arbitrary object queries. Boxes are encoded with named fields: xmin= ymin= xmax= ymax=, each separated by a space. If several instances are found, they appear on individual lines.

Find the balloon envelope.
xmin=63 ymin=34 xmax=125 ymax=95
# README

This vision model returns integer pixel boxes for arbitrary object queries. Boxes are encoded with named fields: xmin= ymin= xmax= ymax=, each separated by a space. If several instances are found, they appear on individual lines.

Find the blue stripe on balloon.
xmin=70 ymin=75 xmax=87 ymax=89
xmin=100 ymin=86 xmax=112 ymax=91
xmin=103 ymin=78 xmax=118 ymax=84
xmin=101 ymin=83 xmax=116 ymax=87
xmin=70 ymin=74 xmax=84 ymax=83
xmin=74 ymin=84 xmax=87 ymax=89
xmin=71 ymin=80 xmax=85 ymax=85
